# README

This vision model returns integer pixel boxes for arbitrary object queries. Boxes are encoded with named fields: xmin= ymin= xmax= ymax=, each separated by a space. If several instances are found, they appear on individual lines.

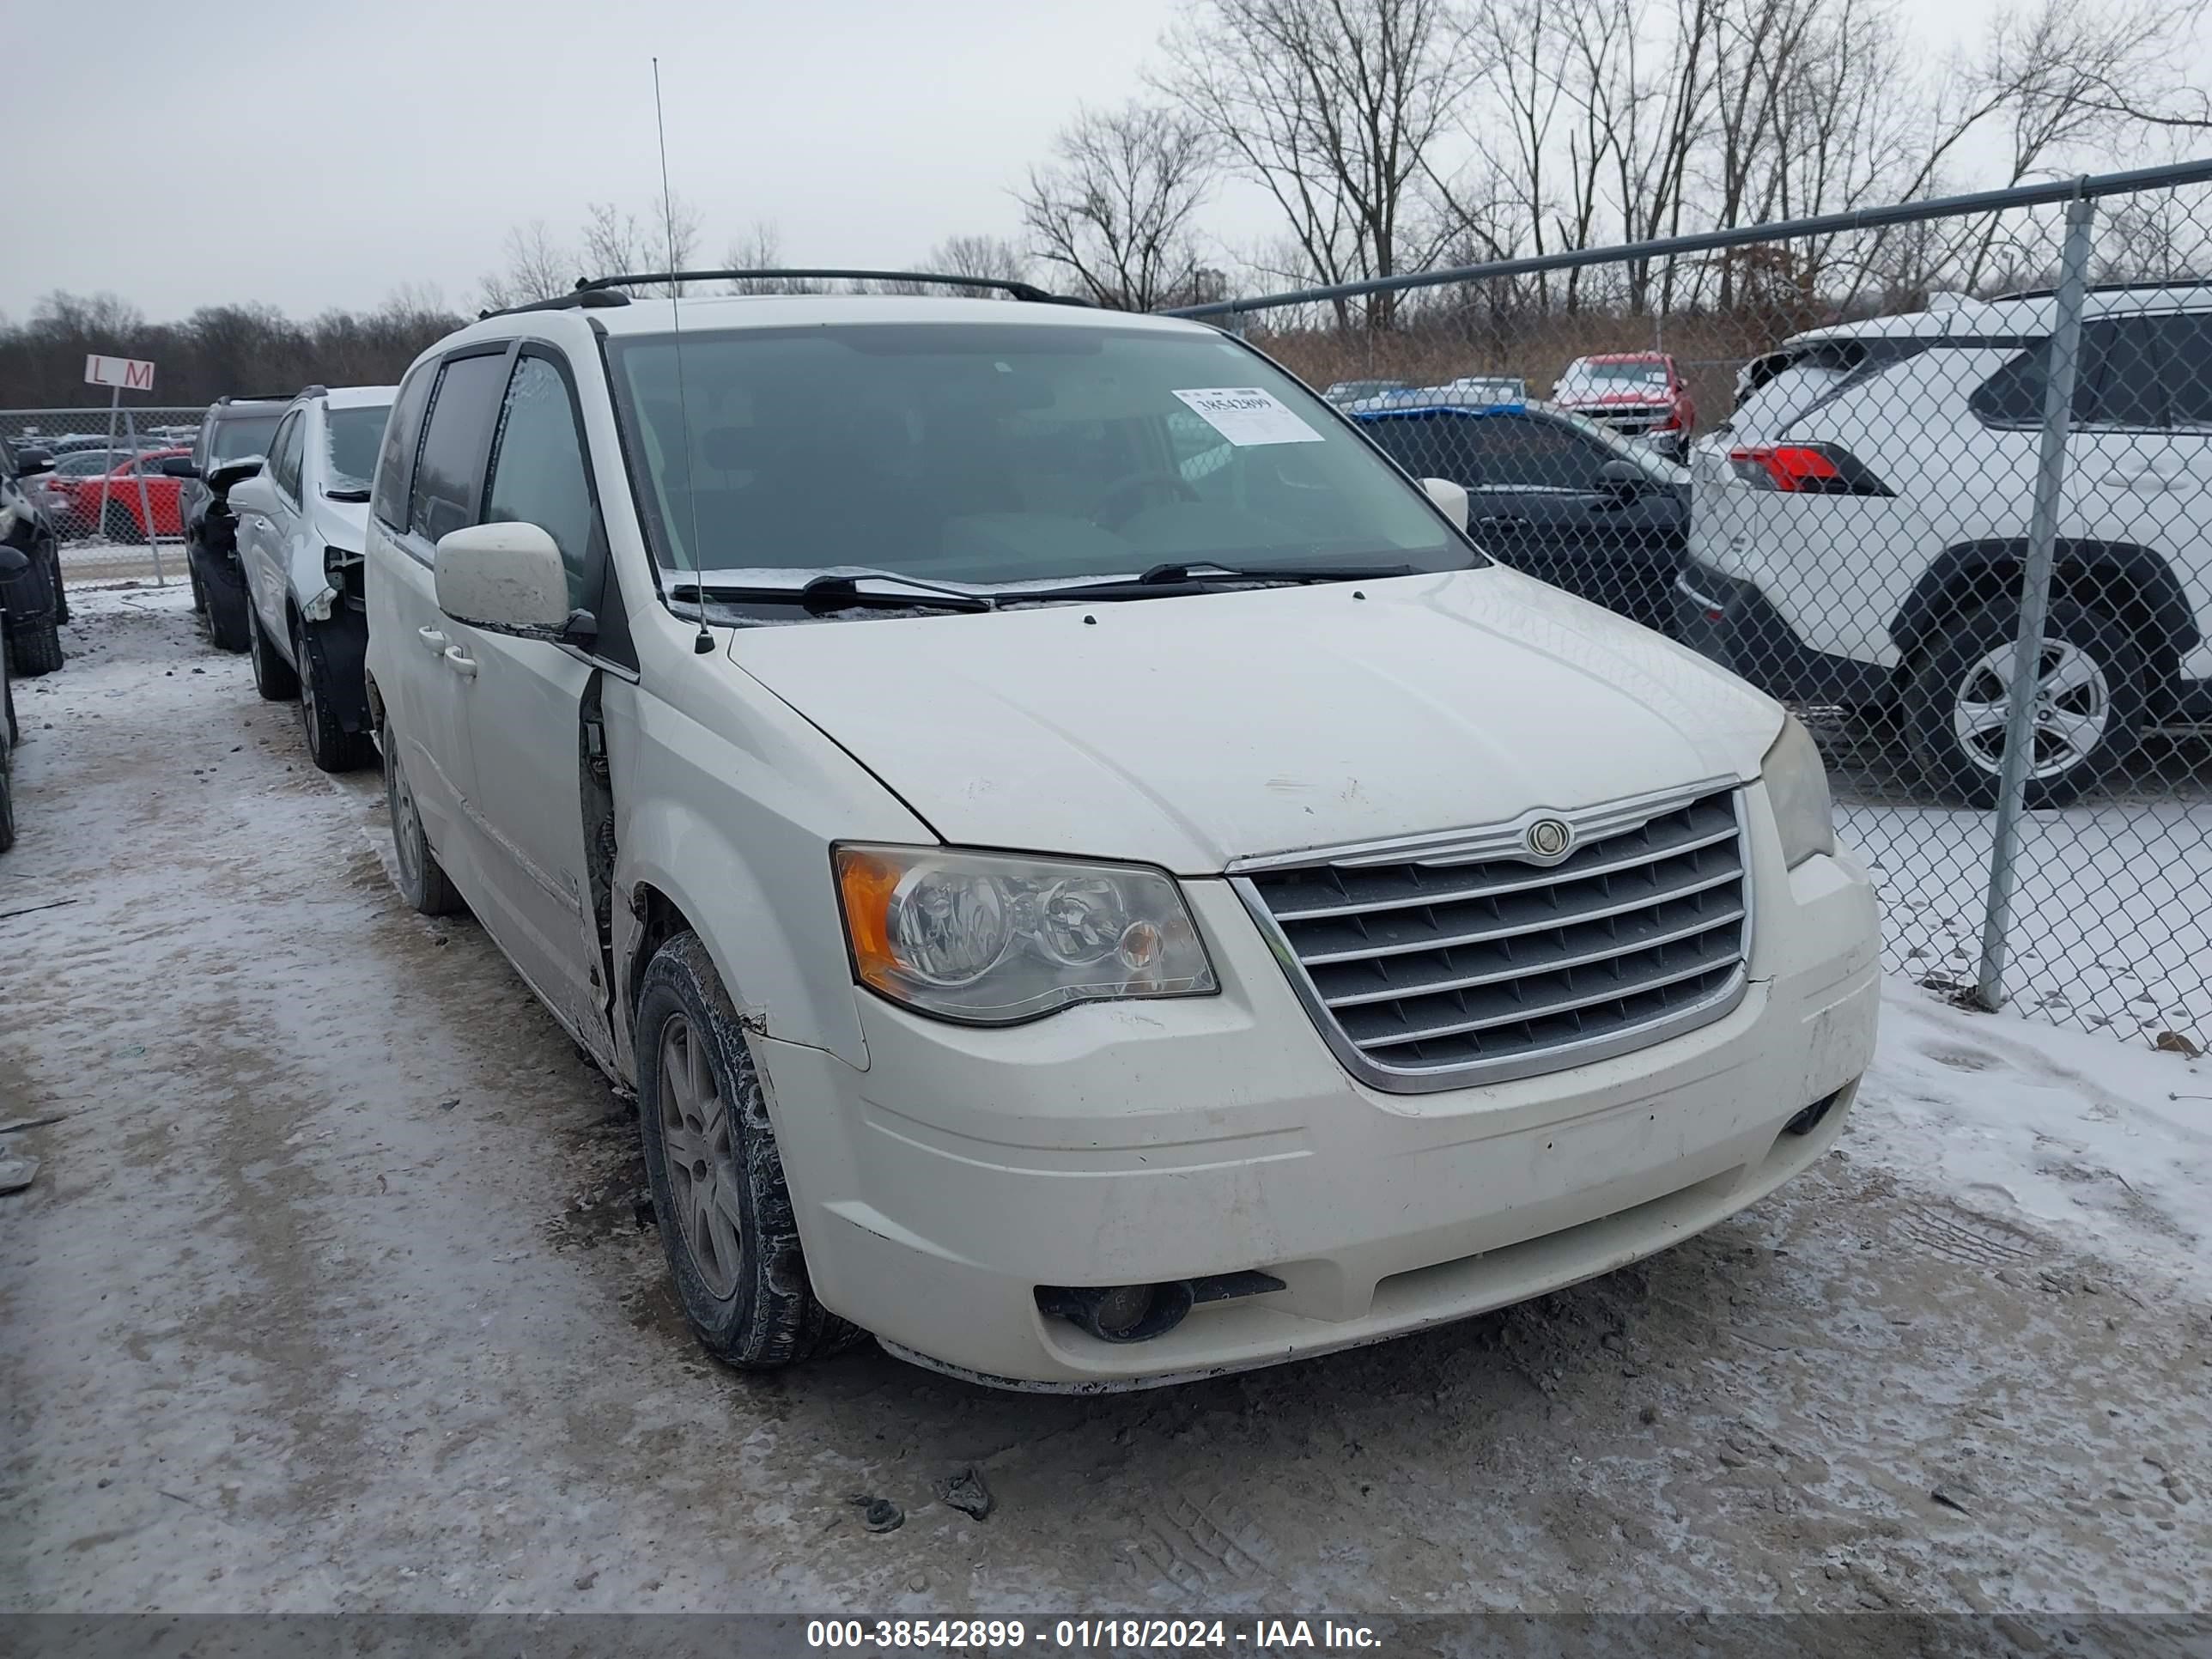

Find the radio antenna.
xmin=653 ymin=57 xmax=714 ymax=654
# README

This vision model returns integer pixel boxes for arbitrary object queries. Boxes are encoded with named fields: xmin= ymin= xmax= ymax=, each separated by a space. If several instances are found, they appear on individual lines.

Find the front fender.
xmin=605 ymin=677 xmax=933 ymax=1079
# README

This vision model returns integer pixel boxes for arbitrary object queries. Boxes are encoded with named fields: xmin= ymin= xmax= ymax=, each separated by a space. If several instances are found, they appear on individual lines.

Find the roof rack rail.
xmin=477 ymin=288 xmax=634 ymax=321
xmin=215 ymin=392 xmax=304 ymax=406
xmin=576 ymin=269 xmax=1090 ymax=306
xmin=1988 ymin=276 xmax=2212 ymax=301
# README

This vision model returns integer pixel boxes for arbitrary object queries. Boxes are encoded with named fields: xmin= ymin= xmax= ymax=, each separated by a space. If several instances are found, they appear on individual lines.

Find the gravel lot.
xmin=3 ymin=587 xmax=2209 ymax=1624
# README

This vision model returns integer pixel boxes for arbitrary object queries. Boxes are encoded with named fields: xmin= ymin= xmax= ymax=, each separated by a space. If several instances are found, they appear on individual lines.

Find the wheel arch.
xmin=1892 ymin=539 xmax=2199 ymax=684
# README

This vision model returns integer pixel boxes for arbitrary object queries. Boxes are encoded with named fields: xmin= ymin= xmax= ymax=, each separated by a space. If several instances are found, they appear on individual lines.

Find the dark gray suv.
xmin=183 ymin=395 xmax=290 ymax=651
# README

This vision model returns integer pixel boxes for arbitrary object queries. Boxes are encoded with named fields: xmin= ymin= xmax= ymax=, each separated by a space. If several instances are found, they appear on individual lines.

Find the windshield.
xmin=1559 ymin=362 xmax=1670 ymax=393
xmin=211 ymin=411 xmax=283 ymax=464
xmin=325 ymin=404 xmax=390 ymax=491
xmin=605 ymin=321 xmax=1474 ymax=600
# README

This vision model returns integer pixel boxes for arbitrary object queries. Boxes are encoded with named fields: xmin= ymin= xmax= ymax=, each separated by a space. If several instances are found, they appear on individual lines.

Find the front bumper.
xmin=757 ymin=800 xmax=1881 ymax=1388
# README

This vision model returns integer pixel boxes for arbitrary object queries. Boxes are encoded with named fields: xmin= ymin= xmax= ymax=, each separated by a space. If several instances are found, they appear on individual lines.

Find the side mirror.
xmin=14 ymin=447 xmax=52 ymax=477
xmin=434 ymin=520 xmax=569 ymax=636
xmin=1420 ymin=476 xmax=1469 ymax=532
xmin=159 ymin=456 xmax=198 ymax=479
xmin=1594 ymin=459 xmax=1645 ymax=501
xmin=208 ymin=457 xmax=262 ymax=493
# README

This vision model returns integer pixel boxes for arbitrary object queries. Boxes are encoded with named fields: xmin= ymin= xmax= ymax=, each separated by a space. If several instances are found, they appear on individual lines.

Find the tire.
xmin=384 ymin=737 xmax=463 ymax=916
xmin=1905 ymin=599 xmax=2145 ymax=811
xmin=102 ymin=501 xmax=145 ymax=545
xmin=204 ymin=576 xmax=250 ymax=653
xmin=3 ymin=556 xmax=64 ymax=678
xmin=189 ymin=560 xmax=207 ymax=615
xmin=247 ymin=603 xmax=299 ymax=701
xmin=635 ymin=933 xmax=861 ymax=1370
xmin=0 ymin=760 xmax=14 ymax=855
xmin=294 ymin=613 xmax=373 ymax=773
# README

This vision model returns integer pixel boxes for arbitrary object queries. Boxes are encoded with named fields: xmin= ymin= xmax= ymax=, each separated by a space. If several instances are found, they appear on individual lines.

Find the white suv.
xmin=227 ymin=383 xmax=396 ymax=772
xmin=362 ymin=280 xmax=1879 ymax=1389
xmin=1681 ymin=286 xmax=2212 ymax=808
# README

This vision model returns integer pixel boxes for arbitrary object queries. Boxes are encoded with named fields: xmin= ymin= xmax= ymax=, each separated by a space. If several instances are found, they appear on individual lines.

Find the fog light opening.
xmin=1036 ymin=1280 xmax=1197 ymax=1344
xmin=1783 ymin=1091 xmax=1840 ymax=1137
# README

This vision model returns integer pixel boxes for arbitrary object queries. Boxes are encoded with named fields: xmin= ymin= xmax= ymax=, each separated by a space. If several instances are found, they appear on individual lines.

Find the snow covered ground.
xmin=3 ymin=586 xmax=2208 ymax=1622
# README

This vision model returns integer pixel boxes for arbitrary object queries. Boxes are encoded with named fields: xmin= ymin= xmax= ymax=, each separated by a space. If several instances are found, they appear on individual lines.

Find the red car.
xmin=57 ymin=447 xmax=192 ymax=542
xmin=1549 ymin=353 xmax=1696 ymax=457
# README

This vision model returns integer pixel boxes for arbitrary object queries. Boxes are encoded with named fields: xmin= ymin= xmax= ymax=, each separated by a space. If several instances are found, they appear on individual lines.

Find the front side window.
xmin=483 ymin=354 xmax=598 ymax=609
xmin=1458 ymin=413 xmax=1613 ymax=490
xmin=604 ymin=321 xmax=1474 ymax=608
xmin=410 ymin=352 xmax=509 ymax=545
xmin=374 ymin=365 xmax=436 ymax=531
xmin=265 ymin=412 xmax=303 ymax=499
xmin=324 ymin=404 xmax=391 ymax=494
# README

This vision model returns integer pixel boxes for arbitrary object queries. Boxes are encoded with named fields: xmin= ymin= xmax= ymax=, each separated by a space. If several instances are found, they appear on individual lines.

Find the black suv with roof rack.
xmin=183 ymin=394 xmax=294 ymax=652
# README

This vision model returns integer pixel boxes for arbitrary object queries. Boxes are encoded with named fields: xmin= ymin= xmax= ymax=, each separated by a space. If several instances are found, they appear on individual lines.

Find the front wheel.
xmin=635 ymin=933 xmax=860 ymax=1370
xmin=247 ymin=604 xmax=298 ymax=701
xmin=295 ymin=614 xmax=373 ymax=773
xmin=1905 ymin=599 xmax=2145 ymax=811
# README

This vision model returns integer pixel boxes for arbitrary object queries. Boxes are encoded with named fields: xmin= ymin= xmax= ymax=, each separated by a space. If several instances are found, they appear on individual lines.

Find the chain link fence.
xmin=3 ymin=404 xmax=207 ymax=584
xmin=1171 ymin=160 xmax=2212 ymax=1046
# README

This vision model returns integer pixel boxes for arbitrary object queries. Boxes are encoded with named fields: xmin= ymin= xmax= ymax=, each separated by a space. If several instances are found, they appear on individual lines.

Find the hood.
xmin=312 ymin=494 xmax=370 ymax=550
xmin=726 ymin=568 xmax=1783 ymax=874
xmin=1559 ymin=390 xmax=1674 ymax=407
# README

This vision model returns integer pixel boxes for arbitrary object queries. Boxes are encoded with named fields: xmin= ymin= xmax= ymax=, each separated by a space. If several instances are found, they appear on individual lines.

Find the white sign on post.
xmin=84 ymin=354 xmax=157 ymax=392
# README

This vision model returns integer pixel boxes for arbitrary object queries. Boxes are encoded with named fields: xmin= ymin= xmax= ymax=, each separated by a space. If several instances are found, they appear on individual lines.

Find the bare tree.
xmin=1160 ymin=0 xmax=1482 ymax=325
xmin=722 ymin=222 xmax=824 ymax=294
xmin=1017 ymin=100 xmax=1215 ymax=309
xmin=477 ymin=221 xmax=574 ymax=312
xmin=928 ymin=234 xmax=1035 ymax=285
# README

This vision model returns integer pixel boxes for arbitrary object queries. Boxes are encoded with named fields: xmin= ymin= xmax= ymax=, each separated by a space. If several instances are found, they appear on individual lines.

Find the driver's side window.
xmin=483 ymin=352 xmax=599 ymax=611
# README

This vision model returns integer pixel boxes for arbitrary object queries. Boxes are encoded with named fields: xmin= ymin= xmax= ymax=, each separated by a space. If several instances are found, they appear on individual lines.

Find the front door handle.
xmin=444 ymin=646 xmax=477 ymax=679
xmin=1476 ymin=514 xmax=1532 ymax=529
xmin=417 ymin=627 xmax=447 ymax=653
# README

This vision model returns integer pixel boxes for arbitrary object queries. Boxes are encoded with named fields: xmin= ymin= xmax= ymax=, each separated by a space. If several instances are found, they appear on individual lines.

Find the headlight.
xmin=835 ymin=845 xmax=1218 ymax=1024
xmin=1762 ymin=714 xmax=1835 ymax=868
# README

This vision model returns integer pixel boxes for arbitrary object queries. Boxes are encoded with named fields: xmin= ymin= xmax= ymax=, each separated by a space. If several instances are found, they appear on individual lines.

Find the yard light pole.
xmin=1974 ymin=191 xmax=2096 ymax=1012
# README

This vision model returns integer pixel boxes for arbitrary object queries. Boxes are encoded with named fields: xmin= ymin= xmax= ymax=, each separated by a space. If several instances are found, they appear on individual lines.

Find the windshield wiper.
xmin=1015 ymin=561 xmax=1420 ymax=603
xmin=669 ymin=570 xmax=994 ymax=616
xmin=1134 ymin=560 xmax=1418 ymax=586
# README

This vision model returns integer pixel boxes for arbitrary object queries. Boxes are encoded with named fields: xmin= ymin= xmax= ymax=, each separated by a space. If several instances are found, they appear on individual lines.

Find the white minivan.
xmin=362 ymin=282 xmax=1879 ymax=1389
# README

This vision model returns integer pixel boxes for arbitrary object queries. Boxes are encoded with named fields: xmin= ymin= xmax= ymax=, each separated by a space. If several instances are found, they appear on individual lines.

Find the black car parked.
xmin=182 ymin=395 xmax=290 ymax=652
xmin=1 ymin=433 xmax=66 ymax=676
xmin=1352 ymin=398 xmax=1689 ymax=635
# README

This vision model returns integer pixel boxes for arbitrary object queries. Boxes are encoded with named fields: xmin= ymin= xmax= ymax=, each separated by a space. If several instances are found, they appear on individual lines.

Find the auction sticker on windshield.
xmin=1171 ymin=387 xmax=1325 ymax=447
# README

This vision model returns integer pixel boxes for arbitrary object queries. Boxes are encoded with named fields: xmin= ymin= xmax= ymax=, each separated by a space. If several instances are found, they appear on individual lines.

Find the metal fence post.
xmin=1973 ymin=191 xmax=2097 ymax=1012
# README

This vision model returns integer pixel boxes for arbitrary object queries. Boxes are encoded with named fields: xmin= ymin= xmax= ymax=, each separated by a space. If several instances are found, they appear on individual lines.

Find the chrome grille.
xmin=1235 ymin=786 xmax=1749 ymax=1091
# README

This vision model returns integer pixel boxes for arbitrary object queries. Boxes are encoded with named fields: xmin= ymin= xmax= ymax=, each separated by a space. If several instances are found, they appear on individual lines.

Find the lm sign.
xmin=84 ymin=354 xmax=156 ymax=392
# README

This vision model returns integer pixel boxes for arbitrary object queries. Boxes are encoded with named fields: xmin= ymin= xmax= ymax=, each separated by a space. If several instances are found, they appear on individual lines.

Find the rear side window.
xmin=409 ymin=351 xmax=509 ymax=544
xmin=373 ymin=365 xmax=435 ymax=530
xmin=2153 ymin=313 xmax=2212 ymax=428
xmin=1972 ymin=321 xmax=2161 ymax=428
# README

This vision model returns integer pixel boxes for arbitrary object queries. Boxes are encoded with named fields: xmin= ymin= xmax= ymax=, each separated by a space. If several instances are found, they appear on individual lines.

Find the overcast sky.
xmin=4 ymin=0 xmax=2130 ymax=325
xmin=7 ymin=0 xmax=1188 ymax=320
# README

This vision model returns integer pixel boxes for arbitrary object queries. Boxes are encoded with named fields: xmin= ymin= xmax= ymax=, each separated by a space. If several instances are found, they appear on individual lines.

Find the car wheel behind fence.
xmin=247 ymin=605 xmax=298 ymax=701
xmin=100 ymin=502 xmax=144 ymax=545
xmin=1906 ymin=599 xmax=2146 ymax=812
